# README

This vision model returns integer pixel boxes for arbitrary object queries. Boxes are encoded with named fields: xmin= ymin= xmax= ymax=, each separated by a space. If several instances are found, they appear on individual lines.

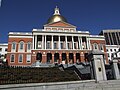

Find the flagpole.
xmin=0 ymin=0 xmax=2 ymax=7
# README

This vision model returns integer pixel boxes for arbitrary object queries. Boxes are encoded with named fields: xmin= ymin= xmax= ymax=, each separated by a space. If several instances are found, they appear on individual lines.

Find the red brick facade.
xmin=7 ymin=37 xmax=32 ymax=66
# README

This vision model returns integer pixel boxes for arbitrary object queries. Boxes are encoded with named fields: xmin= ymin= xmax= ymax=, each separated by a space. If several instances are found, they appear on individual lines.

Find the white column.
xmin=86 ymin=37 xmax=89 ymax=50
xmin=32 ymin=35 xmax=34 ymax=49
xmin=42 ymin=35 xmax=44 ymax=49
xmin=88 ymin=38 xmax=91 ymax=50
xmin=72 ymin=36 xmax=74 ymax=49
xmin=52 ymin=35 xmax=53 ymax=49
xmin=45 ymin=35 xmax=46 ymax=50
xmin=80 ymin=37 xmax=83 ymax=50
xmin=78 ymin=37 xmax=81 ymax=50
xmin=35 ymin=35 xmax=37 ymax=49
xmin=59 ymin=36 xmax=60 ymax=49
xmin=65 ymin=36 xmax=68 ymax=49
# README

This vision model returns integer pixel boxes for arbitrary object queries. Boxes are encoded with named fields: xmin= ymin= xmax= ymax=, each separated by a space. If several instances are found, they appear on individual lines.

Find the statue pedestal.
xmin=88 ymin=50 xmax=107 ymax=82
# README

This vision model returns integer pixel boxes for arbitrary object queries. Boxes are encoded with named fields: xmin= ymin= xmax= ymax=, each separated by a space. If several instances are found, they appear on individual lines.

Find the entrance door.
xmin=36 ymin=53 xmax=42 ymax=62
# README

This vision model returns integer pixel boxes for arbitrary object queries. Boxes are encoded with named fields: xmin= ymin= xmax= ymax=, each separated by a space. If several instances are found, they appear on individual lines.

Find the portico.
xmin=33 ymin=33 xmax=91 ymax=50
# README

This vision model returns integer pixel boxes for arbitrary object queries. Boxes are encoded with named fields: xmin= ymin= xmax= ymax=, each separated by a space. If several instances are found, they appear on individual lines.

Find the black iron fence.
xmin=0 ymin=66 xmax=79 ymax=85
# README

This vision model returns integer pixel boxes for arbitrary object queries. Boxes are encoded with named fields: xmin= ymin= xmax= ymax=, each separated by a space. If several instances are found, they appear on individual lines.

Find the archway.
xmin=47 ymin=53 xmax=52 ymax=63
xmin=62 ymin=53 xmax=66 ymax=61
xmin=54 ymin=53 xmax=59 ymax=63
xmin=36 ymin=53 xmax=42 ymax=62
xmin=84 ymin=53 xmax=88 ymax=62
xmin=76 ymin=53 xmax=80 ymax=63
xmin=62 ymin=53 xmax=66 ymax=64
xmin=69 ymin=53 xmax=74 ymax=64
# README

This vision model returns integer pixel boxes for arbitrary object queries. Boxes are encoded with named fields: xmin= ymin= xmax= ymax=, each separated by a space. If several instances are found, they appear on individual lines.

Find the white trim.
xmin=33 ymin=32 xmax=90 ymax=37
xmin=65 ymin=36 xmax=68 ymax=49
xmin=33 ymin=35 xmax=35 ymax=49
xmin=89 ymin=38 xmax=105 ymax=40
xmin=72 ymin=36 xmax=74 ymax=50
xmin=7 ymin=52 xmax=31 ymax=54
xmin=42 ymin=35 xmax=44 ymax=49
xmin=52 ymin=35 xmax=53 ymax=50
xmin=59 ymin=36 xmax=60 ymax=49
xmin=35 ymin=35 xmax=37 ymax=49
xmin=45 ymin=35 xmax=46 ymax=50
xmin=18 ymin=41 xmax=25 ymax=52
xmin=9 ymin=36 xmax=32 ymax=38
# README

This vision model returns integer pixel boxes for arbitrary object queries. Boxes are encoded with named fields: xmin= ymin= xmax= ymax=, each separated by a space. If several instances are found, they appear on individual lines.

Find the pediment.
xmin=44 ymin=21 xmax=76 ymax=28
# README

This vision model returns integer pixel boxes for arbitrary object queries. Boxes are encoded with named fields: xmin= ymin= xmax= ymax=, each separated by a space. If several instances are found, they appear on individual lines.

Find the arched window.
xmin=93 ymin=43 xmax=98 ymax=50
xmin=11 ymin=42 xmax=16 ymax=52
xmin=19 ymin=41 xmax=24 ymax=50
xmin=27 ymin=42 xmax=31 ymax=50
xmin=10 ymin=54 xmax=15 ymax=63
xmin=12 ymin=42 xmax=16 ymax=50
xmin=99 ymin=44 xmax=104 ymax=51
xmin=18 ymin=54 xmax=23 ymax=63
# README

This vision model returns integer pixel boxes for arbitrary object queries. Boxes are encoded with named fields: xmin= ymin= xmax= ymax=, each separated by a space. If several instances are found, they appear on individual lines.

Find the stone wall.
xmin=0 ymin=80 xmax=120 ymax=90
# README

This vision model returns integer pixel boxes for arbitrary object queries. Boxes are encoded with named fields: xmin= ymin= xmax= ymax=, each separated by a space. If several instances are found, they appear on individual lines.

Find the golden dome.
xmin=47 ymin=15 xmax=67 ymax=24
xmin=47 ymin=6 xmax=67 ymax=24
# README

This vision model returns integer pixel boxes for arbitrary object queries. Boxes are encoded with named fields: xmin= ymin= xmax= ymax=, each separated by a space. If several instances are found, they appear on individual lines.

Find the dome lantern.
xmin=54 ymin=6 xmax=60 ymax=15
xmin=47 ymin=6 xmax=67 ymax=24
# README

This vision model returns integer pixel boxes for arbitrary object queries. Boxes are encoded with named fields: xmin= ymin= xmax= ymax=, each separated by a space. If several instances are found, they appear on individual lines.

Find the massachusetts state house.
xmin=7 ymin=7 xmax=108 ymax=66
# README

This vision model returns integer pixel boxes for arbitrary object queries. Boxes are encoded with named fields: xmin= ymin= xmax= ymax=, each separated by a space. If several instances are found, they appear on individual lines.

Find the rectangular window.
xmin=46 ymin=42 xmax=51 ymax=49
xmin=67 ymin=43 xmax=70 ymax=49
xmin=67 ymin=42 xmax=72 ymax=49
xmin=10 ymin=54 xmax=15 ymax=63
xmin=18 ymin=54 xmax=23 ymax=63
xmin=54 ymin=42 xmax=57 ymax=49
xmin=26 ymin=54 xmax=31 ymax=63
xmin=37 ymin=41 xmax=42 ymax=49
xmin=0 ymin=48 xmax=2 ymax=51
xmin=74 ymin=43 xmax=78 ymax=49
xmin=60 ymin=43 xmax=64 ymax=49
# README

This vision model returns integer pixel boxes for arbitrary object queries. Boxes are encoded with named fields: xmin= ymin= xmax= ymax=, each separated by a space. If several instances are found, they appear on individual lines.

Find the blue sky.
xmin=0 ymin=0 xmax=120 ymax=43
